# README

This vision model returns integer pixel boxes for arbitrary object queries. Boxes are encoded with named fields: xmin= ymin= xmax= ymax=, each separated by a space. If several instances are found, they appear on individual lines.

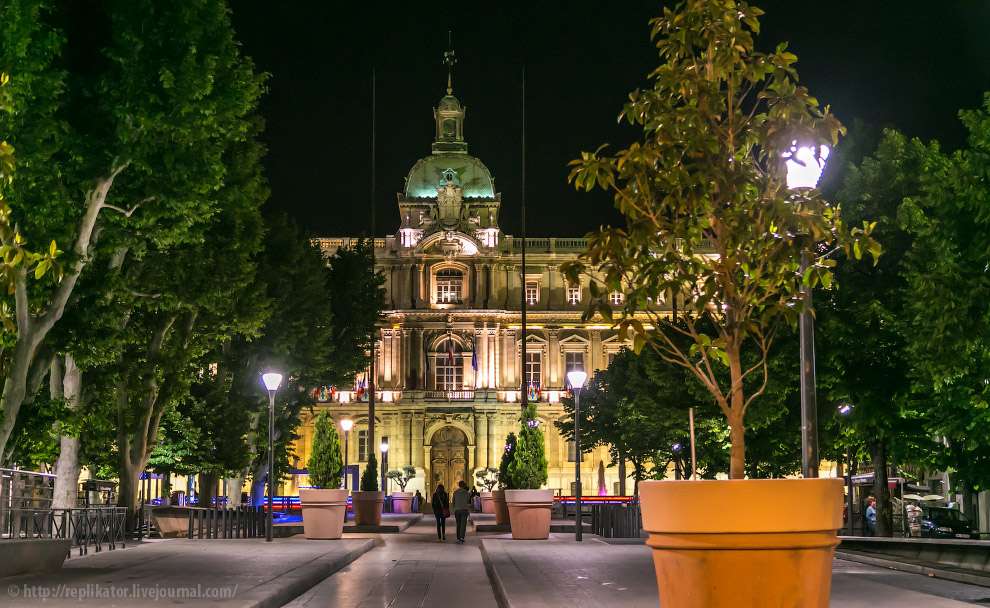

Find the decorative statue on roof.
xmin=436 ymin=169 xmax=463 ymax=229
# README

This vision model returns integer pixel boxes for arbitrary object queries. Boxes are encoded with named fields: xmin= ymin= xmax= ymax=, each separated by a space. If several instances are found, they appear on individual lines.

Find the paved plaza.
xmin=3 ymin=519 xmax=990 ymax=606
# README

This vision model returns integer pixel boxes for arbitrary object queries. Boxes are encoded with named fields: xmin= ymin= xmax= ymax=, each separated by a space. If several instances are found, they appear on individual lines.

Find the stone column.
xmin=474 ymin=328 xmax=484 ymax=389
xmin=488 ymin=328 xmax=497 ymax=389
xmin=413 ymin=414 xmax=425 ymax=469
xmin=548 ymin=328 xmax=560 ymax=388
xmin=475 ymin=412 xmax=489 ymax=469
xmin=590 ymin=329 xmax=603 ymax=372
xmin=382 ymin=329 xmax=393 ymax=384
xmin=488 ymin=414 xmax=499 ymax=467
xmin=410 ymin=263 xmax=420 ymax=309
xmin=413 ymin=329 xmax=423 ymax=390
xmin=401 ymin=329 xmax=411 ymax=389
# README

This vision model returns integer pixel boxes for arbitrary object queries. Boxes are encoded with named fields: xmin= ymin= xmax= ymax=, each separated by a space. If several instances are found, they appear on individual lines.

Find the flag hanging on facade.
xmin=448 ymin=342 xmax=455 ymax=365
xmin=471 ymin=348 xmax=478 ymax=372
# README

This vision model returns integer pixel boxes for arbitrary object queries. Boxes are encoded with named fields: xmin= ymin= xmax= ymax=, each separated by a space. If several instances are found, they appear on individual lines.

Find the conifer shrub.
xmin=360 ymin=452 xmax=379 ymax=491
xmin=306 ymin=410 xmax=343 ymax=489
xmin=507 ymin=404 xmax=548 ymax=489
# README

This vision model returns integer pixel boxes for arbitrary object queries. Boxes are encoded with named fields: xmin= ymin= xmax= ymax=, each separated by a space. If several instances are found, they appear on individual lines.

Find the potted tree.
xmin=564 ymin=1 xmax=878 ymax=605
xmin=300 ymin=410 xmax=349 ymax=539
xmin=386 ymin=466 xmax=416 ymax=513
xmin=475 ymin=467 xmax=498 ymax=513
xmin=492 ymin=433 xmax=516 ymax=525
xmin=505 ymin=404 xmax=553 ymax=539
xmin=351 ymin=453 xmax=384 ymax=525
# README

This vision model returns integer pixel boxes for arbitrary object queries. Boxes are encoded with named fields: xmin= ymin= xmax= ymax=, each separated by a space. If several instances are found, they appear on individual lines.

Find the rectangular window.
xmin=565 ymin=351 xmax=584 ymax=375
xmin=525 ymin=351 xmax=542 ymax=389
xmin=566 ymin=283 xmax=581 ymax=305
xmin=435 ymin=355 xmax=463 ymax=390
xmin=606 ymin=351 xmax=618 ymax=368
xmin=357 ymin=430 xmax=368 ymax=462
xmin=436 ymin=269 xmax=463 ymax=303
xmin=609 ymin=291 xmax=625 ymax=305
xmin=525 ymin=280 xmax=539 ymax=305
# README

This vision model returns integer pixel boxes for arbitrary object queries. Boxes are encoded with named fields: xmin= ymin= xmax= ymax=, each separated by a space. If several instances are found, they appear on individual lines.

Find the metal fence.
xmin=187 ymin=506 xmax=267 ymax=539
xmin=2 ymin=506 xmax=128 ymax=555
xmin=590 ymin=503 xmax=643 ymax=538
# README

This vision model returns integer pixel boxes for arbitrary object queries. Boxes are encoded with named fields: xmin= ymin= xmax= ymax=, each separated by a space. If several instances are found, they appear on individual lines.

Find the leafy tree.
xmin=0 ymin=0 xmax=265 ymax=463
xmin=360 ymin=452 xmax=379 ymax=492
xmin=563 ymin=0 xmax=877 ymax=478
xmin=817 ymin=128 xmax=939 ymax=535
xmin=497 ymin=432 xmax=517 ymax=490
xmin=508 ymin=402 xmax=548 ymax=489
xmin=308 ymin=409 xmax=343 ymax=489
xmin=386 ymin=466 xmax=416 ymax=492
xmin=898 ymin=97 xmax=990 ymax=517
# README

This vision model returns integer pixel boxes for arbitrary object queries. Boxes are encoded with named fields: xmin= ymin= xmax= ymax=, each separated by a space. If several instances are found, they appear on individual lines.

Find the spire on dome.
xmin=443 ymin=32 xmax=456 ymax=95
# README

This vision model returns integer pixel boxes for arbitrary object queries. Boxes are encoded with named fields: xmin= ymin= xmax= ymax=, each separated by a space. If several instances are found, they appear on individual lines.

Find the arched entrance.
xmin=430 ymin=426 xmax=468 ymax=493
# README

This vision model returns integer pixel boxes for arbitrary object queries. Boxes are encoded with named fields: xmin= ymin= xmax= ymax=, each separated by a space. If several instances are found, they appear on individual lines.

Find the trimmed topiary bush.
xmin=307 ymin=410 xmax=343 ymax=489
xmin=386 ymin=465 xmax=416 ymax=491
xmin=497 ymin=432 xmax=517 ymax=489
xmin=360 ymin=452 xmax=379 ymax=491
xmin=508 ymin=404 xmax=548 ymax=489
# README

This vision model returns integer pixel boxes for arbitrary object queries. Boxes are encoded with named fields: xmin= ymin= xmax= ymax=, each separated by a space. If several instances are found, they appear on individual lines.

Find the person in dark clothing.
xmin=451 ymin=480 xmax=472 ymax=542
xmin=431 ymin=484 xmax=449 ymax=541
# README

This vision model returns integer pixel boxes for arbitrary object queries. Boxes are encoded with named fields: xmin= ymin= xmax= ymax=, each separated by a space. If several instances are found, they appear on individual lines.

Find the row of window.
xmin=433 ymin=339 xmax=588 ymax=390
xmin=435 ymin=268 xmax=624 ymax=306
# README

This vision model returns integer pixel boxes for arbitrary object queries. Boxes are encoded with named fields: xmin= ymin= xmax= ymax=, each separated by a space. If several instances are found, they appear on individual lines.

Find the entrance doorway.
xmin=430 ymin=425 xmax=468 ymax=493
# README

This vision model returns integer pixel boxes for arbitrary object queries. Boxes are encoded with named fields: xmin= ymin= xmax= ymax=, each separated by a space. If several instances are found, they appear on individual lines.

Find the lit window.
xmin=525 ymin=351 xmax=542 ymax=389
xmin=436 ymin=268 xmax=463 ymax=303
xmin=565 ymin=352 xmax=584 ymax=375
xmin=525 ymin=280 xmax=539 ymax=305
xmin=566 ymin=283 xmax=581 ymax=305
xmin=357 ymin=430 xmax=368 ymax=462
xmin=609 ymin=291 xmax=625 ymax=305
xmin=435 ymin=339 xmax=464 ymax=390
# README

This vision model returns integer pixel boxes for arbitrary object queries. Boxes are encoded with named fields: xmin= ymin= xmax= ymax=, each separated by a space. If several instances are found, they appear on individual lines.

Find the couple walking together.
xmin=431 ymin=480 xmax=471 ymax=542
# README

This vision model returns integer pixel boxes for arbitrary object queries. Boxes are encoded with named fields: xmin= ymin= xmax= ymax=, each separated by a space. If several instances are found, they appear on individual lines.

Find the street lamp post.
xmin=672 ymin=444 xmax=683 ymax=480
xmin=379 ymin=439 xmax=389 ymax=496
xmin=567 ymin=370 xmax=588 ymax=542
xmin=838 ymin=404 xmax=854 ymax=536
xmin=261 ymin=372 xmax=283 ymax=543
xmin=340 ymin=419 xmax=354 ymax=490
xmin=784 ymin=143 xmax=830 ymax=479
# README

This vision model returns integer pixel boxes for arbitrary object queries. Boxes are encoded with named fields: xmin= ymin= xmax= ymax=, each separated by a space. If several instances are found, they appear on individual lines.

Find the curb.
xmin=836 ymin=549 xmax=990 ymax=588
xmin=479 ymin=540 xmax=511 ymax=608
xmin=237 ymin=539 xmax=375 ymax=608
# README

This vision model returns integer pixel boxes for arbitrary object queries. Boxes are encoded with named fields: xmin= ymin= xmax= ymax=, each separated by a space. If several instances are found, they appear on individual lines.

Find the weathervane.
xmin=443 ymin=31 xmax=456 ymax=95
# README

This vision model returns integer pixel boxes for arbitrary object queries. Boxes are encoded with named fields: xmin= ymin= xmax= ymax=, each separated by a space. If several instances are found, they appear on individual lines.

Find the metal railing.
xmin=2 ymin=507 xmax=128 ymax=556
xmin=187 ymin=506 xmax=267 ymax=539
xmin=424 ymin=390 xmax=475 ymax=400
xmin=590 ymin=503 xmax=643 ymax=538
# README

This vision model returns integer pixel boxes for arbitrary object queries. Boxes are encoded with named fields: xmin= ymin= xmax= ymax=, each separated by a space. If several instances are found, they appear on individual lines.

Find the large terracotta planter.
xmin=391 ymin=491 xmax=413 ymax=514
xmin=351 ymin=490 xmax=385 ymax=525
xmin=298 ymin=488 xmax=349 ymax=539
xmin=492 ymin=490 xmax=510 ymax=525
xmin=480 ymin=491 xmax=495 ymax=514
xmin=505 ymin=489 xmax=554 ymax=539
xmin=640 ymin=478 xmax=843 ymax=608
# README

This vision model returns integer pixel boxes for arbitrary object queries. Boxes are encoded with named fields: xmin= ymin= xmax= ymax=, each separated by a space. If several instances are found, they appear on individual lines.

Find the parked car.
xmin=919 ymin=507 xmax=979 ymax=539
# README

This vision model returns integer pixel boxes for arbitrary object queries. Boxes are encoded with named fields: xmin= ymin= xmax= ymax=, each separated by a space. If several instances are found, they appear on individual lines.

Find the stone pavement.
xmin=480 ymin=534 xmax=990 ymax=607
xmin=284 ymin=517 xmax=499 ymax=607
xmin=0 ymin=537 xmax=373 ymax=608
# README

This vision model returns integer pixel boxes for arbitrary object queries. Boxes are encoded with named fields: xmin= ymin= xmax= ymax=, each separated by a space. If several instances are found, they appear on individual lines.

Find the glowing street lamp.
xmin=379 ymin=439 xmax=389 ymax=494
xmin=261 ymin=372 xmax=283 ymax=543
xmin=340 ymin=419 xmax=354 ymax=490
xmin=567 ymin=370 xmax=588 ymax=542
xmin=838 ymin=404 xmax=854 ymax=536
xmin=784 ymin=142 xmax=830 ymax=479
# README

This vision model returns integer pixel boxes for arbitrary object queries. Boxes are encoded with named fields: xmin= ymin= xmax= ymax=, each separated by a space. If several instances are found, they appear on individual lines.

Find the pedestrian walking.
xmin=865 ymin=497 xmax=877 ymax=537
xmin=432 ymin=484 xmax=449 ymax=541
xmin=412 ymin=490 xmax=423 ymax=513
xmin=452 ymin=480 xmax=472 ymax=542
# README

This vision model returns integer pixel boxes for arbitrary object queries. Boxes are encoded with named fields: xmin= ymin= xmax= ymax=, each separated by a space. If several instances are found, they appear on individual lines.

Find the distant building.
xmin=289 ymin=79 xmax=635 ymax=497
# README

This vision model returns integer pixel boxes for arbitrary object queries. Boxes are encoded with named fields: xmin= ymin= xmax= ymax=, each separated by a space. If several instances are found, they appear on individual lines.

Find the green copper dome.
xmin=404 ymin=154 xmax=496 ymax=199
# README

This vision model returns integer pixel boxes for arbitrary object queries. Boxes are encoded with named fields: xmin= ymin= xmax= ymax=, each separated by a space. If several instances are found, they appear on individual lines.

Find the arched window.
xmin=435 ymin=339 xmax=464 ymax=390
xmin=435 ymin=268 xmax=464 ymax=303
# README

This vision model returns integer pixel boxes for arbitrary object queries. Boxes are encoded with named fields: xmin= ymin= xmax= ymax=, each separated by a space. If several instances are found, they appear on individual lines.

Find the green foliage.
xmin=497 ymin=432 xmax=517 ymax=489
xmin=326 ymin=240 xmax=387 ymax=387
xmin=360 ymin=452 xmax=379 ymax=492
xmin=561 ymin=0 xmax=878 ymax=477
xmin=508 ymin=403 xmax=548 ymax=490
xmin=474 ymin=467 xmax=498 ymax=491
xmin=386 ymin=465 xmax=416 ymax=492
xmin=307 ymin=409 xmax=343 ymax=489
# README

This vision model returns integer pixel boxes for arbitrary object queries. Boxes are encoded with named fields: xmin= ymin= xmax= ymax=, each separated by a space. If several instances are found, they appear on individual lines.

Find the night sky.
xmin=226 ymin=1 xmax=990 ymax=238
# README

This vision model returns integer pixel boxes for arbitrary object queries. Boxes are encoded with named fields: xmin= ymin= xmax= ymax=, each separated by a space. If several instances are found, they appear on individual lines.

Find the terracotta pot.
xmin=492 ymin=490 xmax=510 ymax=525
xmin=505 ymin=489 xmax=554 ymax=540
xmin=480 ymin=491 xmax=495 ymax=514
xmin=391 ymin=491 xmax=413 ymax=514
xmin=298 ymin=488 xmax=349 ymax=539
xmin=640 ymin=478 xmax=843 ymax=608
xmin=351 ymin=490 xmax=385 ymax=525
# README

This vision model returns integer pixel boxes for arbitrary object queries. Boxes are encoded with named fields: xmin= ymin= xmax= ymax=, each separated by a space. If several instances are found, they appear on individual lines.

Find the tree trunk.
xmin=871 ymin=438 xmax=893 ymax=537
xmin=225 ymin=476 xmax=246 ymax=507
xmin=198 ymin=472 xmax=220 ymax=508
xmin=249 ymin=469 xmax=267 ymax=508
xmin=726 ymin=337 xmax=747 ymax=479
xmin=117 ymin=458 xmax=143 ymax=535
xmin=618 ymin=457 xmax=627 ymax=496
xmin=52 ymin=355 xmax=84 ymax=509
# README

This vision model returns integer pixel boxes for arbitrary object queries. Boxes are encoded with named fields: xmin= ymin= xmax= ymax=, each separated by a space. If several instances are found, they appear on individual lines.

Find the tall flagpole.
xmin=519 ymin=67 xmax=527 ymax=413
xmin=367 ymin=67 xmax=377 ymax=464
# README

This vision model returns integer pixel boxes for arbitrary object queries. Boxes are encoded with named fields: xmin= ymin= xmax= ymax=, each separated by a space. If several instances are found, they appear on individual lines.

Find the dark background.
xmin=226 ymin=1 xmax=990 ymax=237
